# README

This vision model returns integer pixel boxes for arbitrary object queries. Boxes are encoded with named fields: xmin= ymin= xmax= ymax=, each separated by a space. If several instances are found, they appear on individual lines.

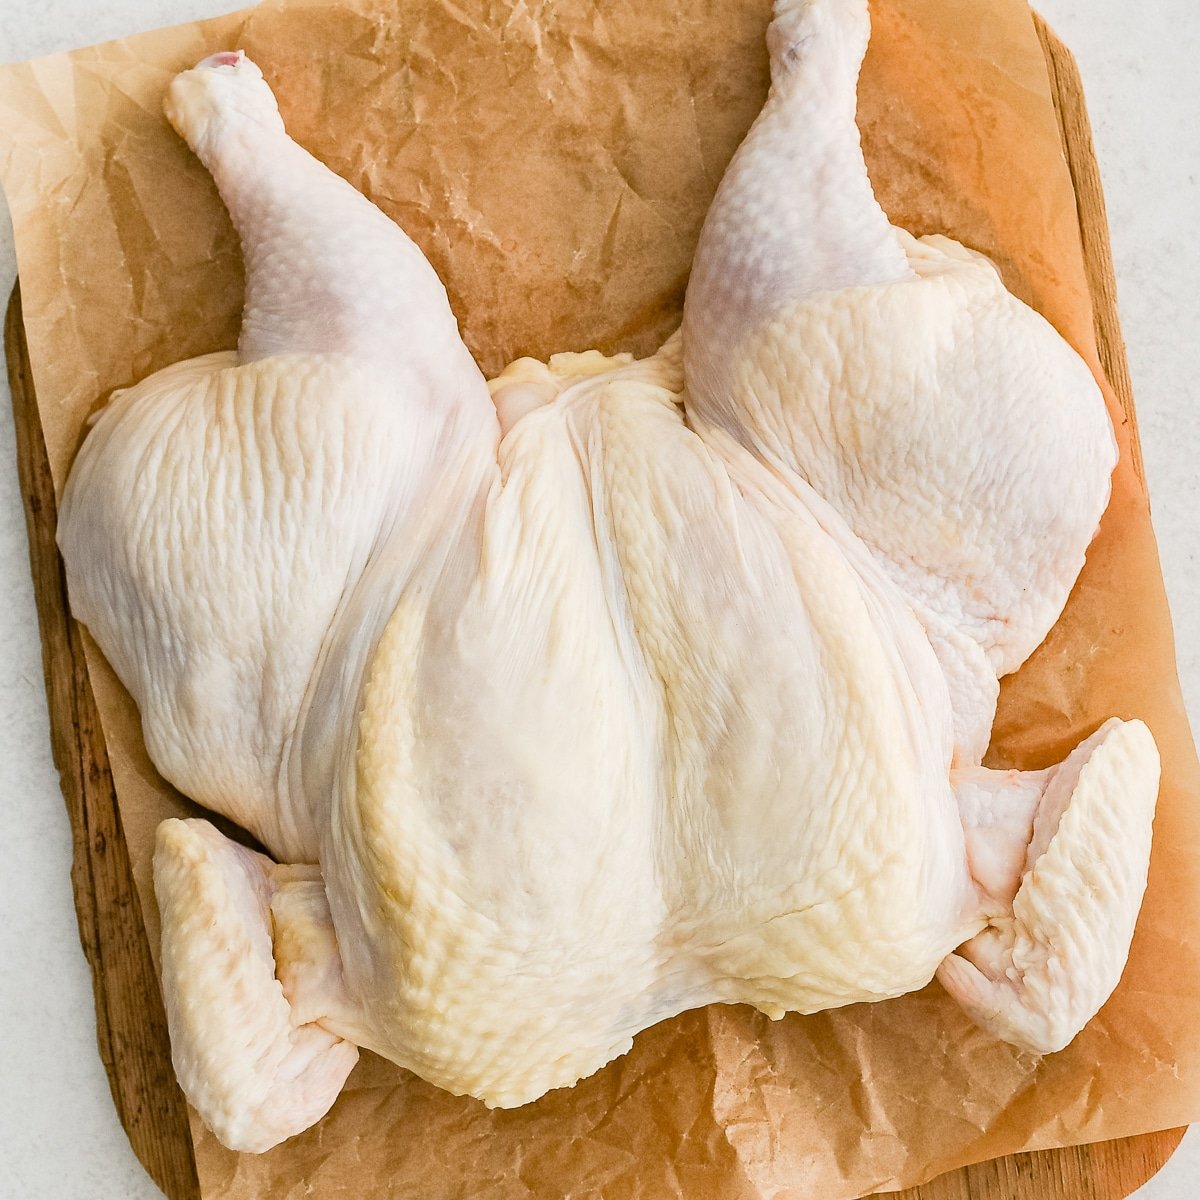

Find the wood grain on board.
xmin=5 ymin=292 xmax=200 ymax=1197
xmin=2 ymin=14 xmax=1185 ymax=1200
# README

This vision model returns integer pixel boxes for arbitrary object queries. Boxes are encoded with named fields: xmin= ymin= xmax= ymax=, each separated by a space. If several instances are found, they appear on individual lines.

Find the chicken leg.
xmin=683 ymin=0 xmax=1118 ymax=765
xmin=58 ymin=53 xmax=500 ymax=860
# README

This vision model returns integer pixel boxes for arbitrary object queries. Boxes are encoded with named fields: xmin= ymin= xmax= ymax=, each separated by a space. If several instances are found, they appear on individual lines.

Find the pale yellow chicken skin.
xmin=57 ymin=0 xmax=1158 ymax=1155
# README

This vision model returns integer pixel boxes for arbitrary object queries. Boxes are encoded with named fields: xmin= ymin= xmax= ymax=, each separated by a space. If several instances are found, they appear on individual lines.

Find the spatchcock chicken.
xmin=56 ymin=0 xmax=1159 ymax=1154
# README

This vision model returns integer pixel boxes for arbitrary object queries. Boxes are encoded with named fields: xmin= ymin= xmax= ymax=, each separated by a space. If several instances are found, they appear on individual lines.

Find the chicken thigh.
xmin=56 ymin=0 xmax=1158 ymax=1156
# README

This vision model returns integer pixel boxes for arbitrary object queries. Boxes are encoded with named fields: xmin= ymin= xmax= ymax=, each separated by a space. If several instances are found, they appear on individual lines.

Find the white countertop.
xmin=0 ymin=1 xmax=1196 ymax=1196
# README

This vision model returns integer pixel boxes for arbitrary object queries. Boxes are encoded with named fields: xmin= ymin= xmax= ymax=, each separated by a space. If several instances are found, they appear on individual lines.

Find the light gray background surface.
xmin=0 ymin=1 xmax=1196 ymax=1196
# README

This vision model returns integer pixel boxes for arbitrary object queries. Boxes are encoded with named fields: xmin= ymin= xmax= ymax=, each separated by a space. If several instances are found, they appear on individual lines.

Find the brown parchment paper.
xmin=2 ymin=0 xmax=1199 ymax=1196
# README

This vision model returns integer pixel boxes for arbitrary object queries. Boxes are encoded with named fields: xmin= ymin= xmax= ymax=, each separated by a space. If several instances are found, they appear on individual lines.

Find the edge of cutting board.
xmin=5 ymin=305 xmax=200 ymax=1197
xmin=1 ymin=11 xmax=1185 ymax=1200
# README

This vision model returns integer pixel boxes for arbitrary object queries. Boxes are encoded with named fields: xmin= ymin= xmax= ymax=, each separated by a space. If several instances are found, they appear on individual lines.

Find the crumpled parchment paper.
xmin=1 ymin=0 xmax=1199 ymax=1196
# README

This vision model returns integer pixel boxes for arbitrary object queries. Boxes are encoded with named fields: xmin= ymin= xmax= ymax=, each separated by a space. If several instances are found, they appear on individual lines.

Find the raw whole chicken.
xmin=56 ymin=0 xmax=1159 ymax=1155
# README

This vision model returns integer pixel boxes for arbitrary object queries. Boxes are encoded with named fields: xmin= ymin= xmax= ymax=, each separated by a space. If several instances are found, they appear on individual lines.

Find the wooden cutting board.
xmin=2 ymin=14 xmax=1187 ymax=1200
